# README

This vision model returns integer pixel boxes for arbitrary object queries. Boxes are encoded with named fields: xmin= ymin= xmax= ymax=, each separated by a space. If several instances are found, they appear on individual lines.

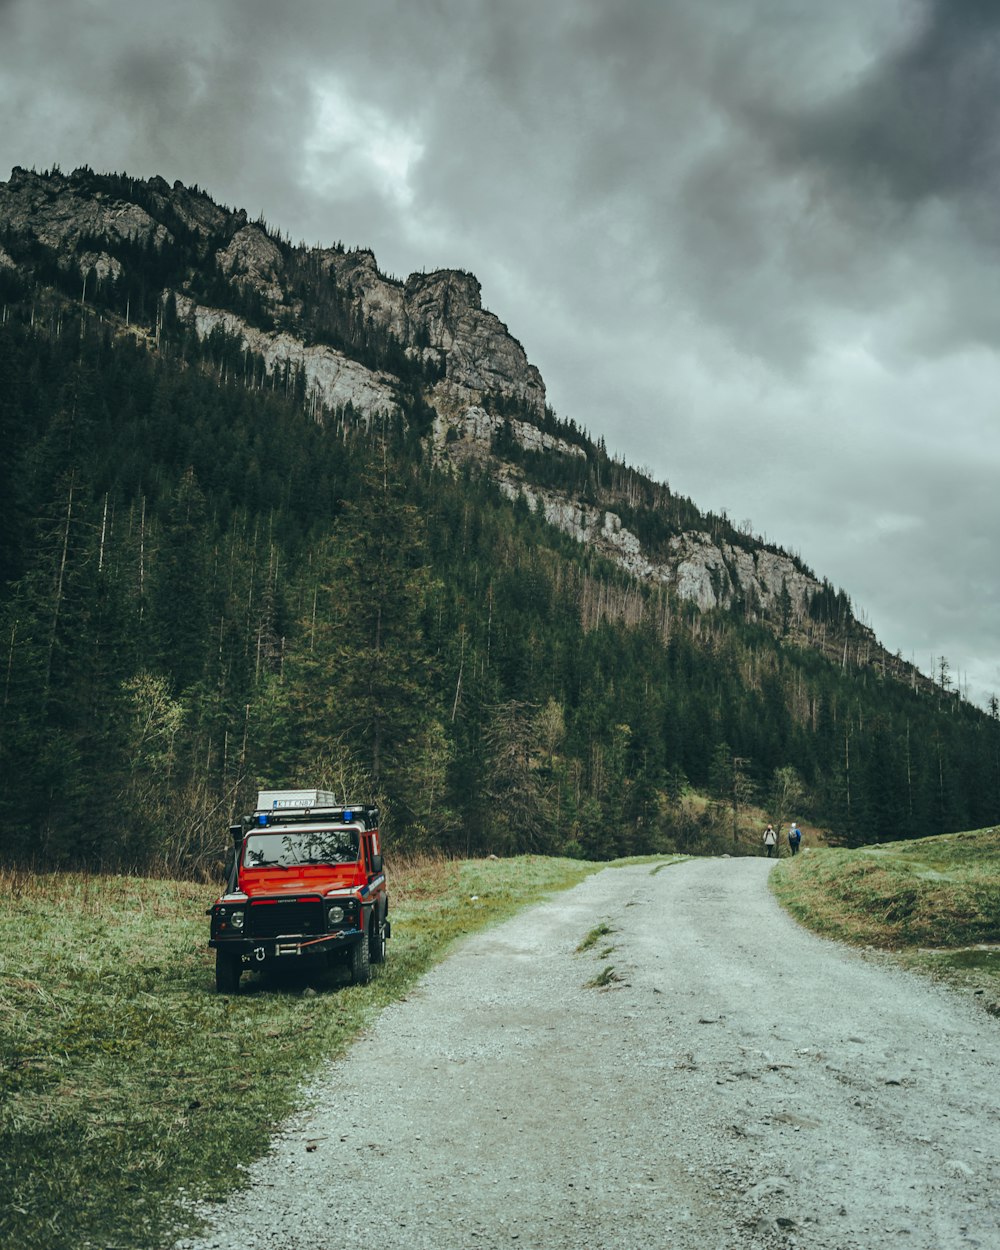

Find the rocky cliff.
xmin=0 ymin=167 xmax=543 ymax=418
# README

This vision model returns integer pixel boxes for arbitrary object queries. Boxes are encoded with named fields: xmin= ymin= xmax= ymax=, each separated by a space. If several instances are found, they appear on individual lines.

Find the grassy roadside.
xmin=0 ymin=855 xmax=600 ymax=1250
xmin=771 ymin=827 xmax=1000 ymax=1012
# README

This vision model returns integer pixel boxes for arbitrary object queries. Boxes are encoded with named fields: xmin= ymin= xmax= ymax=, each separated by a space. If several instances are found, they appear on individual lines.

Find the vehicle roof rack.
xmin=247 ymin=791 xmax=379 ymax=831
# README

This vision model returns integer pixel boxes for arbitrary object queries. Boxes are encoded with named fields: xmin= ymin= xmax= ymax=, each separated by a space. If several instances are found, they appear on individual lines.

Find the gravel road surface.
xmin=178 ymin=857 xmax=999 ymax=1249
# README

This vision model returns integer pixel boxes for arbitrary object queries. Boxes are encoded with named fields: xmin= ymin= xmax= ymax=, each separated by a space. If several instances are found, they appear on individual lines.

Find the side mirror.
xmin=370 ymin=853 xmax=383 ymax=875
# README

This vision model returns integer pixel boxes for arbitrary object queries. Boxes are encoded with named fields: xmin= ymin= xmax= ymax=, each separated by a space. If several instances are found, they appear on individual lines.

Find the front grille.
xmin=248 ymin=897 xmax=324 ymax=939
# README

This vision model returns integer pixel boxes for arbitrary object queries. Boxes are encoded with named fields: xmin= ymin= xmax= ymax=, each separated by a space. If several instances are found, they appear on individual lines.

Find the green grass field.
xmin=0 ymin=856 xmax=597 ymax=1250
xmin=771 ymin=827 xmax=1000 ymax=1010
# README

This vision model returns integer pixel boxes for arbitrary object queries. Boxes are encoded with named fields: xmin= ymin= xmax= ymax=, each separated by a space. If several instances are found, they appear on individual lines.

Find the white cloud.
xmin=305 ymin=80 xmax=424 ymax=210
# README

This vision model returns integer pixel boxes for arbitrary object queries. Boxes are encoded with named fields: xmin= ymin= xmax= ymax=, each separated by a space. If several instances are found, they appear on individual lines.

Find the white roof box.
xmin=256 ymin=789 xmax=338 ymax=811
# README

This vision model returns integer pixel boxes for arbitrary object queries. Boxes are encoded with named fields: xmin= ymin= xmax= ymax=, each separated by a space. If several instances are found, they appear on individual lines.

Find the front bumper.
xmin=210 ymin=927 xmax=364 ymax=962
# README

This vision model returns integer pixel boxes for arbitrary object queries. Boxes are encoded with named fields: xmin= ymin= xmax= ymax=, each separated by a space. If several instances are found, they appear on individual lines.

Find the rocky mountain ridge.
xmin=0 ymin=165 xmax=917 ymax=685
xmin=0 ymin=166 xmax=544 ymax=415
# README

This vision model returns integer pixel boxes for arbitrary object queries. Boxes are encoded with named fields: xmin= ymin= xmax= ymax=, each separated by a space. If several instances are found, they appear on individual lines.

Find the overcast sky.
xmin=2 ymin=0 xmax=998 ymax=707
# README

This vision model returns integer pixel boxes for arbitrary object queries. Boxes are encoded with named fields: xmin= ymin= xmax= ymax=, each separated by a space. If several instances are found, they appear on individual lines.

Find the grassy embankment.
xmin=771 ymin=826 xmax=1000 ymax=1010
xmin=0 ymin=855 xmax=600 ymax=1250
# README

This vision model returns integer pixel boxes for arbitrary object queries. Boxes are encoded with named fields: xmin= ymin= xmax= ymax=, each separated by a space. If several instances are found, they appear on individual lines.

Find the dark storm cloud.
xmin=647 ymin=0 xmax=1000 ymax=372
xmin=768 ymin=0 xmax=1000 ymax=208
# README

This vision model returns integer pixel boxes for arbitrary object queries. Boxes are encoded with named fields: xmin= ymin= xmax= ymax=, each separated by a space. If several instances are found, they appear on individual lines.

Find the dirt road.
xmin=178 ymin=858 xmax=999 ymax=1249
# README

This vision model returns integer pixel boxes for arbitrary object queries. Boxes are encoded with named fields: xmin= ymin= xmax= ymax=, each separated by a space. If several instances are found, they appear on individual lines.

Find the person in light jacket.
xmin=763 ymin=824 xmax=777 ymax=857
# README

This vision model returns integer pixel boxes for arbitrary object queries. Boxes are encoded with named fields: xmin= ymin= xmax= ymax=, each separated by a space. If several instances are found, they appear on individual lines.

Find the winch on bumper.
xmin=216 ymin=927 xmax=368 ymax=961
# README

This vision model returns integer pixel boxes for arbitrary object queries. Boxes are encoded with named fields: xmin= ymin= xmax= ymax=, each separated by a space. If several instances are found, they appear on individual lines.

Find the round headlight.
xmin=231 ymin=910 xmax=245 ymax=930
xmin=327 ymin=905 xmax=345 ymax=925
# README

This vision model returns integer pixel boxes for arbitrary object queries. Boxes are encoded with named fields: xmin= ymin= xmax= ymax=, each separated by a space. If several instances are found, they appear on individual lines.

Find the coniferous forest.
xmin=1 ymin=203 xmax=999 ymax=874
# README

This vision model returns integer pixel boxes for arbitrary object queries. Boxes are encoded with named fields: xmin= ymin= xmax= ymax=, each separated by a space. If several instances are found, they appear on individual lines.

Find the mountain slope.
xmin=0 ymin=166 xmax=909 ymax=664
xmin=1 ymin=165 xmax=997 ymax=866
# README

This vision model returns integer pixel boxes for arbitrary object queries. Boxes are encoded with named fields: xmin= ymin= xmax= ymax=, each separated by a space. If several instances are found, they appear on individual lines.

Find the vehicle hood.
xmin=239 ymin=865 xmax=366 ymax=897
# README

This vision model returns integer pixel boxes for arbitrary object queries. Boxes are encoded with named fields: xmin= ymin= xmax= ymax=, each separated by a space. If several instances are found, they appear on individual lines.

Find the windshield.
xmin=243 ymin=828 xmax=359 ymax=869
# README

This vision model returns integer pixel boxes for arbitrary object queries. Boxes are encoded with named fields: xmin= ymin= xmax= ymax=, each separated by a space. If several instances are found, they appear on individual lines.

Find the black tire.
xmin=215 ymin=949 xmax=242 ymax=995
xmin=349 ymin=931 xmax=371 ymax=985
xmin=369 ymin=913 xmax=387 ymax=964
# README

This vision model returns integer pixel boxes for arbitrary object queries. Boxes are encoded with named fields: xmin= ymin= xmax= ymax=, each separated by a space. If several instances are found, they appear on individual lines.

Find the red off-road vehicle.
xmin=209 ymin=789 xmax=390 ymax=994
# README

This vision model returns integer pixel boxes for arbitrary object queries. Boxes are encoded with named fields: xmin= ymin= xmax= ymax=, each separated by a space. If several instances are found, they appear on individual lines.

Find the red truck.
xmin=209 ymin=789 xmax=389 ymax=994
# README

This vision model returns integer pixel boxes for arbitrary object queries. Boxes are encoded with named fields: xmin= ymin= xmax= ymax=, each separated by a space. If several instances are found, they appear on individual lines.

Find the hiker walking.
xmin=763 ymin=824 xmax=777 ymax=858
xmin=788 ymin=822 xmax=802 ymax=855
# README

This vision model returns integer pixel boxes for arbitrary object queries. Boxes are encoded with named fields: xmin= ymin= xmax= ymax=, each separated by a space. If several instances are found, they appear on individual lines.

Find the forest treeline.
xmin=1 ymin=303 xmax=999 ymax=874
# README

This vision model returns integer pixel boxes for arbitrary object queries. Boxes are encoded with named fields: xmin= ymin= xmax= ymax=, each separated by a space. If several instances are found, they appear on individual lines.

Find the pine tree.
xmin=149 ymin=467 xmax=212 ymax=690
